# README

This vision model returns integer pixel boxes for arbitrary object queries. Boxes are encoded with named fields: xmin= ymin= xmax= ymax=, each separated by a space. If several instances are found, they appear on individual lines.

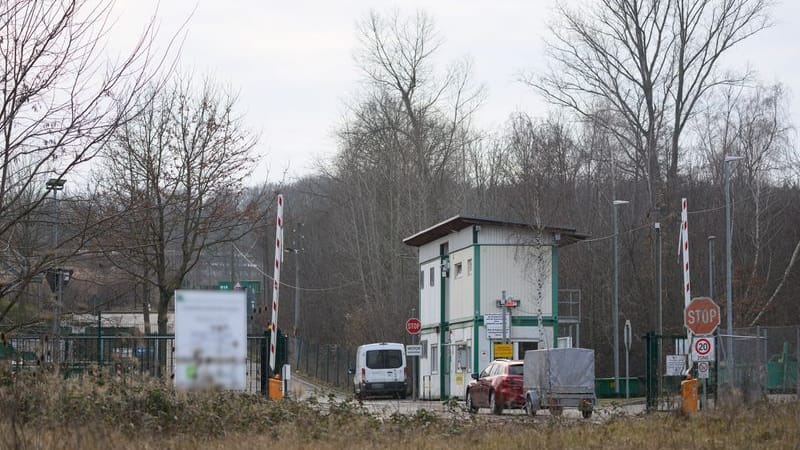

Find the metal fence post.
xmin=314 ymin=344 xmax=319 ymax=378
xmin=261 ymin=332 xmax=268 ymax=396
xmin=305 ymin=339 xmax=310 ymax=374
xmin=325 ymin=346 xmax=330 ymax=383
xmin=97 ymin=311 xmax=102 ymax=367
xmin=644 ymin=332 xmax=655 ymax=410
xmin=335 ymin=346 xmax=341 ymax=387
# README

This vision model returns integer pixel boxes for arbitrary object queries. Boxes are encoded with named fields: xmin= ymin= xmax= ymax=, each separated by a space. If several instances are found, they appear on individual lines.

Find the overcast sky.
xmin=109 ymin=0 xmax=800 ymax=184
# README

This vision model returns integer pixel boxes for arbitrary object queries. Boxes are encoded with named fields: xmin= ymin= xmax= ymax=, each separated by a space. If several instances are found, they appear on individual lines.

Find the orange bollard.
xmin=268 ymin=375 xmax=283 ymax=401
xmin=681 ymin=376 xmax=698 ymax=414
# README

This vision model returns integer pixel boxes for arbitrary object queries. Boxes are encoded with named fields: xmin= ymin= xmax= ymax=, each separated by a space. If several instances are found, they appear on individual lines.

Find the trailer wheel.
xmin=579 ymin=399 xmax=593 ymax=419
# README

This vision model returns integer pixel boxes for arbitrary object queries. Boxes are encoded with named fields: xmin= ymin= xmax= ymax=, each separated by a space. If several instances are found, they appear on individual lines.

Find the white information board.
xmin=666 ymin=354 xmax=686 ymax=376
xmin=484 ymin=314 xmax=504 ymax=339
xmin=406 ymin=344 xmax=422 ymax=356
xmin=175 ymin=290 xmax=247 ymax=390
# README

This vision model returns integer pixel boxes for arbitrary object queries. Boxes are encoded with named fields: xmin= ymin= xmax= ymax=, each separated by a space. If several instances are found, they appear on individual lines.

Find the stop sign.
xmin=684 ymin=297 xmax=721 ymax=335
xmin=406 ymin=318 xmax=421 ymax=335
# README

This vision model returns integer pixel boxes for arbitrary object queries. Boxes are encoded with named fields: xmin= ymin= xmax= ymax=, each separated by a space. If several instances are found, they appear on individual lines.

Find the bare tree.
xmin=0 ymin=0 xmax=176 ymax=325
xmin=311 ymin=10 xmax=483 ymax=344
xmin=526 ymin=0 xmax=772 ymax=211
xmin=95 ymin=75 xmax=265 ymax=335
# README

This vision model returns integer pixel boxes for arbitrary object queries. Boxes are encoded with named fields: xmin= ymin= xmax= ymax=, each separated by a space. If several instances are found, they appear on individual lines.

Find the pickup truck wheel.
xmin=466 ymin=391 xmax=478 ymax=413
xmin=525 ymin=397 xmax=536 ymax=417
xmin=489 ymin=392 xmax=503 ymax=415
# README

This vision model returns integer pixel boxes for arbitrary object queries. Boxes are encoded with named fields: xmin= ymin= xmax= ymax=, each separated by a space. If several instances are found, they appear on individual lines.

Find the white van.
xmin=351 ymin=342 xmax=408 ymax=399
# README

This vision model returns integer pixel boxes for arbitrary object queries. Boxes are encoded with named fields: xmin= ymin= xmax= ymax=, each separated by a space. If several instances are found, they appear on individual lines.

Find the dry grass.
xmin=0 ymin=372 xmax=798 ymax=449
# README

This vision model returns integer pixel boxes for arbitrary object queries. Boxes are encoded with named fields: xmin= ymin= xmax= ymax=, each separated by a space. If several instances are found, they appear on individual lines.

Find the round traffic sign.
xmin=406 ymin=318 xmax=421 ymax=335
xmin=694 ymin=337 xmax=712 ymax=356
xmin=697 ymin=361 xmax=710 ymax=378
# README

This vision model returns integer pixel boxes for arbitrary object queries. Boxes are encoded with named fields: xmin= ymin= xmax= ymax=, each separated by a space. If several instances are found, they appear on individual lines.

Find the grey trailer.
xmin=523 ymin=347 xmax=596 ymax=418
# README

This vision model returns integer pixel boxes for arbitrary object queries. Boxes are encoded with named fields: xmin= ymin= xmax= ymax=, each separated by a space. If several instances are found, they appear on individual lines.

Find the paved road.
xmin=287 ymin=374 xmax=646 ymax=421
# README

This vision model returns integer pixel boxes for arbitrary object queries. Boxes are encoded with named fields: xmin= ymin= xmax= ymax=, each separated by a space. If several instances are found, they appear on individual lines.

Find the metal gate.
xmin=644 ymin=332 xmax=720 ymax=411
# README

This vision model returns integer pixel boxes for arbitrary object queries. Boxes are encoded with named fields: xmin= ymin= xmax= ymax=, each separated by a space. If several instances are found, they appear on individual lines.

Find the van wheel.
xmin=466 ymin=391 xmax=478 ymax=413
xmin=490 ymin=392 xmax=503 ymax=415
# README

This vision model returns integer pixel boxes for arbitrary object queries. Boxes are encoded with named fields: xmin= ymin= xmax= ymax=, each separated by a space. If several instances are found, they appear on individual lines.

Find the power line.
xmin=232 ymin=243 xmax=357 ymax=292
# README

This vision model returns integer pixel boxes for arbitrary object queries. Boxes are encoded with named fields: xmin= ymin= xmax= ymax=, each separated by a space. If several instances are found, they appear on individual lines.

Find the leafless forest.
xmin=1 ymin=1 xmax=797 ymax=378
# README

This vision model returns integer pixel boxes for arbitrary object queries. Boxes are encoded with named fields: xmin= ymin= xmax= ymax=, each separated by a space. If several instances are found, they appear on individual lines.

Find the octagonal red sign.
xmin=684 ymin=297 xmax=721 ymax=335
xmin=406 ymin=318 xmax=421 ymax=335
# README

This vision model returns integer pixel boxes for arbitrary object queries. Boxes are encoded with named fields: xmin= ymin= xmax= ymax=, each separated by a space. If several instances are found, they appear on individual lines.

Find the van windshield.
xmin=366 ymin=349 xmax=403 ymax=369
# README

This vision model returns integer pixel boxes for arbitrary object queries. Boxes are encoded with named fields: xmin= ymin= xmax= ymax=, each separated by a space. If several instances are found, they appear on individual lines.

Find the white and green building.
xmin=403 ymin=215 xmax=587 ymax=400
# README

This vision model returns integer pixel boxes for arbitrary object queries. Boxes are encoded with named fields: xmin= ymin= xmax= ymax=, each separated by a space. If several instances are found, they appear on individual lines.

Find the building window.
xmin=420 ymin=340 xmax=428 ymax=359
xmin=419 ymin=270 xmax=424 ymax=289
xmin=454 ymin=262 xmax=463 ymax=279
xmin=467 ymin=258 xmax=473 ymax=276
xmin=431 ymin=344 xmax=438 ymax=373
xmin=518 ymin=341 xmax=539 ymax=359
xmin=456 ymin=345 xmax=470 ymax=371
xmin=429 ymin=267 xmax=435 ymax=287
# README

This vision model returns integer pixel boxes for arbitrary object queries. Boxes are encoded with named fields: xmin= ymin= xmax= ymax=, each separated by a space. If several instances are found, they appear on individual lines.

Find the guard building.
xmin=403 ymin=215 xmax=587 ymax=400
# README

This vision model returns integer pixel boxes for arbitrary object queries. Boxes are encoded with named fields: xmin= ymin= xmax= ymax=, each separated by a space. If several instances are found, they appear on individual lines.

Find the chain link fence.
xmin=646 ymin=326 xmax=798 ymax=411
xmin=2 ymin=334 xmax=272 ymax=394
xmin=719 ymin=326 xmax=799 ymax=399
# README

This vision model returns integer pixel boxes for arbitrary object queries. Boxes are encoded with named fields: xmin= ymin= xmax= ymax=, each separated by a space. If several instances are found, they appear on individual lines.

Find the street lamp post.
xmin=46 ymin=178 xmax=66 ymax=361
xmin=612 ymin=199 xmax=629 ymax=396
xmin=724 ymin=156 xmax=743 ymax=378
xmin=708 ymin=236 xmax=716 ymax=299
xmin=655 ymin=221 xmax=662 ymax=336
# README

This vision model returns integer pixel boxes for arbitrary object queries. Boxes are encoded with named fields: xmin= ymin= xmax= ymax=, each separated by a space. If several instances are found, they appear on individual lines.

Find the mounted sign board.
xmin=684 ymin=297 xmax=721 ymax=335
xmin=623 ymin=320 xmax=632 ymax=352
xmin=691 ymin=336 xmax=715 ymax=362
xmin=174 ymin=290 xmax=247 ymax=391
xmin=697 ymin=361 xmax=710 ymax=379
xmin=493 ymin=342 xmax=513 ymax=359
xmin=406 ymin=344 xmax=422 ymax=357
xmin=406 ymin=318 xmax=421 ymax=335
xmin=484 ymin=314 xmax=504 ymax=339
xmin=666 ymin=354 xmax=686 ymax=376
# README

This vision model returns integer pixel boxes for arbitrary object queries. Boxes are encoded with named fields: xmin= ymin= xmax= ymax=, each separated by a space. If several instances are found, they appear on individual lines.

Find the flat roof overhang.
xmin=403 ymin=215 xmax=589 ymax=248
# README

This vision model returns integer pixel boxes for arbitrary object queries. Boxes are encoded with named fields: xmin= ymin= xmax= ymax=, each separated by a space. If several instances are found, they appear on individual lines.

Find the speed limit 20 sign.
xmin=691 ymin=336 xmax=715 ymax=362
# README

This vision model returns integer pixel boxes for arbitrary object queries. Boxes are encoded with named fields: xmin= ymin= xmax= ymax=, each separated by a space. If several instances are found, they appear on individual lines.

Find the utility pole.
xmin=286 ymin=223 xmax=304 ymax=336
xmin=612 ymin=199 xmax=629 ymax=396
xmin=724 ymin=156 xmax=743 ymax=380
